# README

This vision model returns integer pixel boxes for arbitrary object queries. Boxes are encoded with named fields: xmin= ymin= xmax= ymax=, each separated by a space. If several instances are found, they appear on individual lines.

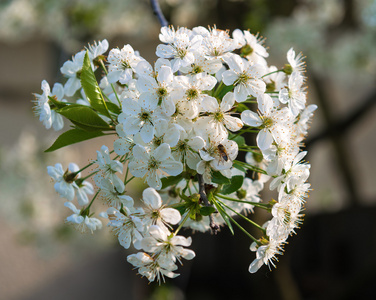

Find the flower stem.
xmin=124 ymin=176 xmax=135 ymax=186
xmin=86 ymin=189 xmax=100 ymax=211
xmin=213 ymin=81 xmax=224 ymax=98
xmin=261 ymin=69 xmax=283 ymax=78
xmin=99 ymin=59 xmax=122 ymax=108
xmin=217 ymin=198 xmax=266 ymax=233
xmin=212 ymin=198 xmax=259 ymax=244
xmin=234 ymin=160 xmax=268 ymax=174
xmin=76 ymin=161 xmax=96 ymax=174
xmin=174 ymin=210 xmax=191 ymax=235
xmin=216 ymin=194 xmax=270 ymax=210
xmin=78 ymin=170 xmax=100 ymax=182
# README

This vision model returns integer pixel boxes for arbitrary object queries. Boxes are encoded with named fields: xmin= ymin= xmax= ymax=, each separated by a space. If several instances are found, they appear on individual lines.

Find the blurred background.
xmin=1 ymin=0 xmax=376 ymax=299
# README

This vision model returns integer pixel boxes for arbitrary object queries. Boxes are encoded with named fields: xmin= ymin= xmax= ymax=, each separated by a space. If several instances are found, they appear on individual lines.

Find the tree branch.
xmin=197 ymin=174 xmax=220 ymax=234
xmin=150 ymin=0 xmax=168 ymax=28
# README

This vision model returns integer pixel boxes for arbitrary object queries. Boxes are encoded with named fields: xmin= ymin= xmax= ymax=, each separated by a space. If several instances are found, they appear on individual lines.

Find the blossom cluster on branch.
xmin=33 ymin=25 xmax=316 ymax=283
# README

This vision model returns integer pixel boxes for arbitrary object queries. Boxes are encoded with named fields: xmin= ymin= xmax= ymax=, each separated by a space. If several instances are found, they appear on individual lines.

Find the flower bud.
xmin=283 ymin=63 xmax=293 ymax=75
xmin=236 ymin=189 xmax=247 ymax=199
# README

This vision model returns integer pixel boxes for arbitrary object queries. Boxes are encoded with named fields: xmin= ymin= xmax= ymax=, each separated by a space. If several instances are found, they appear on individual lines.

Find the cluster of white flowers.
xmin=34 ymin=25 xmax=316 ymax=282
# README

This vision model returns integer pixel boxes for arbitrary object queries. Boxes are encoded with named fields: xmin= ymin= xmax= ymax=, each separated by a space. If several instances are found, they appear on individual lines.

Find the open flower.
xmin=196 ymin=91 xmax=243 ymax=142
xmin=241 ymin=94 xmax=293 ymax=151
xmin=60 ymin=50 xmax=86 ymax=97
xmin=222 ymin=54 xmax=266 ymax=102
xmin=127 ymin=252 xmax=179 ymax=283
xmin=140 ymin=187 xmax=181 ymax=233
xmin=141 ymin=225 xmax=195 ymax=266
xmin=136 ymin=65 xmax=176 ymax=116
xmin=128 ymin=144 xmax=183 ymax=190
xmin=64 ymin=202 xmax=102 ymax=234
xmin=33 ymin=80 xmax=65 ymax=131
xmin=95 ymin=145 xmax=124 ymax=193
xmin=156 ymin=26 xmax=202 ymax=72
xmin=279 ymin=71 xmax=306 ymax=116
xmin=107 ymin=44 xmax=144 ymax=84
xmin=102 ymin=206 xmax=144 ymax=249
xmin=117 ymin=96 xmax=158 ymax=144
xmin=47 ymin=163 xmax=79 ymax=201
xmin=232 ymin=29 xmax=269 ymax=66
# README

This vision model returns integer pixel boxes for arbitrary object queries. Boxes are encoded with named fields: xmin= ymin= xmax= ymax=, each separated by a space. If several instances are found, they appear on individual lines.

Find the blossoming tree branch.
xmin=33 ymin=1 xmax=316 ymax=283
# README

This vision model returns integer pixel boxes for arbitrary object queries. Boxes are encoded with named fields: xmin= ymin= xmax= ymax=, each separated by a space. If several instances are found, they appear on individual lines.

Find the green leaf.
xmin=106 ymin=102 xmax=121 ymax=115
xmin=189 ymin=209 xmax=197 ymax=220
xmin=161 ymin=174 xmax=184 ymax=189
xmin=57 ymin=105 xmax=111 ymax=131
xmin=232 ymin=160 xmax=247 ymax=173
xmin=230 ymin=135 xmax=246 ymax=147
xmin=48 ymin=96 xmax=68 ymax=109
xmin=236 ymin=103 xmax=249 ymax=113
xmin=80 ymin=51 xmax=111 ymax=118
xmin=217 ymin=84 xmax=234 ymax=99
xmin=213 ymin=200 xmax=234 ymax=235
xmin=45 ymin=129 xmax=105 ymax=152
xmin=221 ymin=175 xmax=244 ymax=195
xmin=174 ymin=204 xmax=187 ymax=215
xmin=211 ymin=171 xmax=231 ymax=185
xmin=199 ymin=206 xmax=216 ymax=216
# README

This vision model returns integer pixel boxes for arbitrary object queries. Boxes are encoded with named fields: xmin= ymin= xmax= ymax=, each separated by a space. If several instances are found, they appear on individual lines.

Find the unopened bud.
xmin=266 ymin=81 xmax=276 ymax=93
xmin=236 ymin=189 xmax=247 ymax=199
xmin=283 ymin=64 xmax=293 ymax=75
xmin=241 ymin=44 xmax=254 ymax=56
xmin=168 ymin=188 xmax=178 ymax=198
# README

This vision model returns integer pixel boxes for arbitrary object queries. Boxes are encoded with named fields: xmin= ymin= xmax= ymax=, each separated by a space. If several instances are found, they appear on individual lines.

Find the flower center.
xmin=157 ymin=87 xmax=168 ymax=98
xmin=121 ymin=60 xmax=130 ymax=69
xmin=237 ymin=72 xmax=251 ymax=85
xmin=139 ymin=110 xmax=152 ymax=122
xmin=283 ymin=210 xmax=291 ymax=224
xmin=176 ymin=48 xmax=187 ymax=59
xmin=153 ymin=136 xmax=164 ymax=147
xmin=148 ymin=157 xmax=161 ymax=170
xmin=213 ymin=111 xmax=224 ymax=122
xmin=186 ymin=88 xmax=198 ymax=100
xmin=213 ymin=49 xmax=220 ymax=57
xmin=261 ymin=116 xmax=273 ymax=128
xmin=151 ymin=210 xmax=160 ymax=220
xmin=63 ymin=169 xmax=79 ymax=183
xmin=76 ymin=69 xmax=82 ymax=79
xmin=192 ymin=65 xmax=203 ymax=74
xmin=177 ymin=140 xmax=188 ymax=152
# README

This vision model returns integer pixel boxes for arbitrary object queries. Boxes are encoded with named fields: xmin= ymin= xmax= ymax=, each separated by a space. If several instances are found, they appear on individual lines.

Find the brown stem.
xmin=197 ymin=174 xmax=220 ymax=234
xmin=150 ymin=0 xmax=168 ymax=28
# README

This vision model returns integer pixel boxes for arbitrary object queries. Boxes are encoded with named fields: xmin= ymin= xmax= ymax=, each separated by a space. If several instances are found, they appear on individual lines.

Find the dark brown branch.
xmin=150 ymin=0 xmax=168 ymax=28
xmin=197 ymin=174 xmax=220 ymax=234
xmin=309 ymin=72 xmax=361 ymax=207
xmin=306 ymin=88 xmax=376 ymax=147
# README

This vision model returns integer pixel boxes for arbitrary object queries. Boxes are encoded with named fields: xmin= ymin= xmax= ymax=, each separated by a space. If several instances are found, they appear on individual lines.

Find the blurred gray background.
xmin=1 ymin=0 xmax=376 ymax=299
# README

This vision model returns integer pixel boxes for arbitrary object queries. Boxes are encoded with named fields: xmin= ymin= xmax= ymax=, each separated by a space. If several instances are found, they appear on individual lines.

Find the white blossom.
xmin=128 ymin=144 xmax=183 ymax=190
xmin=47 ymin=163 xmax=79 ymax=201
xmin=60 ymin=50 xmax=86 ymax=97
xmin=107 ymin=44 xmax=144 ymax=84
xmin=33 ymin=80 xmax=65 ymax=131
xmin=64 ymin=202 xmax=102 ymax=234
xmin=222 ymin=54 xmax=266 ymax=102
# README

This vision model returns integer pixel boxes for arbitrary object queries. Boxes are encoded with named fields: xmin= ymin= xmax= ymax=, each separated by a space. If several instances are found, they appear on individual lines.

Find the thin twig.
xmin=309 ymin=72 xmax=360 ymax=207
xmin=306 ymin=88 xmax=376 ymax=147
xmin=197 ymin=174 xmax=219 ymax=234
xmin=150 ymin=0 xmax=168 ymax=27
